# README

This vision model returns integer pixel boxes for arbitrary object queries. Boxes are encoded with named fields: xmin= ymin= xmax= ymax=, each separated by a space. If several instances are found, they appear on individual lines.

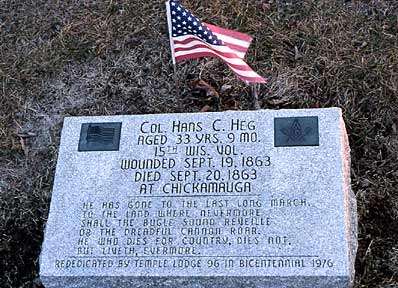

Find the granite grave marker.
xmin=40 ymin=108 xmax=357 ymax=288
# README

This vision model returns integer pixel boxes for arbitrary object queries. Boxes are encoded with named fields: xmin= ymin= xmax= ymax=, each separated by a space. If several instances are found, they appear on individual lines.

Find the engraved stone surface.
xmin=40 ymin=108 xmax=357 ymax=288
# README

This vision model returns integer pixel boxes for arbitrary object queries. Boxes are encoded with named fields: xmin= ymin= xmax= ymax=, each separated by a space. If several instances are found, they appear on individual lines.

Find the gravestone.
xmin=40 ymin=108 xmax=357 ymax=288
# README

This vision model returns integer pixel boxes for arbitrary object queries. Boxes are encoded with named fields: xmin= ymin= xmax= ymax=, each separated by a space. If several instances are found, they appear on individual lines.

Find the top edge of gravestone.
xmin=62 ymin=107 xmax=342 ymax=122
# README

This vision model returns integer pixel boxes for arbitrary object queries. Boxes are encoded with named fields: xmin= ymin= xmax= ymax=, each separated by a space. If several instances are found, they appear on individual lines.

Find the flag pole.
xmin=250 ymin=83 xmax=261 ymax=110
xmin=173 ymin=63 xmax=181 ymax=110
xmin=166 ymin=1 xmax=182 ymax=111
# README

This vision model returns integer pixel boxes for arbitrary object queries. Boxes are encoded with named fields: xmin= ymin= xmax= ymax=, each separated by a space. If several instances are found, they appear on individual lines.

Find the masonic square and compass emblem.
xmin=274 ymin=116 xmax=319 ymax=147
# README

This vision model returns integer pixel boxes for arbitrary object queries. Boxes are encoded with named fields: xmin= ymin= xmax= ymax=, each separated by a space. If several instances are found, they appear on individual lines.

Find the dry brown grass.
xmin=1 ymin=0 xmax=398 ymax=287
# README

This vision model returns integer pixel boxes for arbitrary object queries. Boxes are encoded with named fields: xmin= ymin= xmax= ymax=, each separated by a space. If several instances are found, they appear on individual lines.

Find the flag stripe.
xmin=174 ymin=45 xmax=251 ymax=70
xmin=174 ymin=37 xmax=248 ymax=53
xmin=175 ymin=49 xmax=265 ymax=83
xmin=222 ymin=42 xmax=248 ymax=53
xmin=205 ymin=23 xmax=253 ymax=42
xmin=177 ymin=52 xmax=262 ymax=80
xmin=177 ymin=53 xmax=265 ymax=83
xmin=175 ymin=48 xmax=254 ymax=72
xmin=174 ymin=39 xmax=247 ymax=65
xmin=174 ymin=38 xmax=246 ymax=60
xmin=213 ymin=33 xmax=251 ymax=49
xmin=176 ymin=44 xmax=246 ymax=60
xmin=174 ymin=36 xmax=246 ymax=58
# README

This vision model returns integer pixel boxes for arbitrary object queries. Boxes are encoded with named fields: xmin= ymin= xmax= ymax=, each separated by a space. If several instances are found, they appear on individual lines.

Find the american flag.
xmin=166 ymin=0 xmax=266 ymax=84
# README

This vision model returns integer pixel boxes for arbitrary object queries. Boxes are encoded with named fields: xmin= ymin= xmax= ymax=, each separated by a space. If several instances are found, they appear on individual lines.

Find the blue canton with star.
xmin=170 ymin=0 xmax=223 ymax=46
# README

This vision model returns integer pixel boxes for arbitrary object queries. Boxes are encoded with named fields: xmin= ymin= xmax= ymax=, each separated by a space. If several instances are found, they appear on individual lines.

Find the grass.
xmin=1 ymin=0 xmax=398 ymax=287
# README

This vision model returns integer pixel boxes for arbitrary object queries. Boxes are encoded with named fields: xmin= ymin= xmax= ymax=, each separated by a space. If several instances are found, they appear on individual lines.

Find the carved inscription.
xmin=55 ymin=117 xmax=334 ymax=272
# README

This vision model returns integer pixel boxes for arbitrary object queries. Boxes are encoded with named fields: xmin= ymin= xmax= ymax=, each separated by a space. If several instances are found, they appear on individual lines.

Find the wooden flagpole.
xmin=250 ymin=83 xmax=261 ymax=110
xmin=173 ymin=64 xmax=182 ymax=112
xmin=166 ymin=1 xmax=182 ymax=112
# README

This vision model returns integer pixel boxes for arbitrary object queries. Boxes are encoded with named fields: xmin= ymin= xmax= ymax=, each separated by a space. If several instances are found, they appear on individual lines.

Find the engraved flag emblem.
xmin=86 ymin=125 xmax=116 ymax=144
xmin=78 ymin=122 xmax=122 ymax=152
